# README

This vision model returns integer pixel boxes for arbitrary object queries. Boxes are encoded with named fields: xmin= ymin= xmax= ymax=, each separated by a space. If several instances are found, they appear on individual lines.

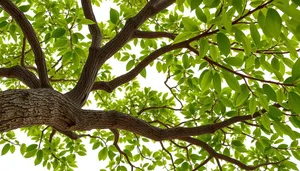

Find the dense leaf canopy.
xmin=0 ymin=0 xmax=300 ymax=170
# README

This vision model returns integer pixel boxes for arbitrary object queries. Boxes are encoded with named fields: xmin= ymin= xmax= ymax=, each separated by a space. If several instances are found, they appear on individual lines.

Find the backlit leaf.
xmin=266 ymin=8 xmax=282 ymax=38
xmin=110 ymin=8 xmax=119 ymax=24
xmin=217 ymin=33 xmax=230 ymax=56
xmin=222 ymin=70 xmax=241 ymax=92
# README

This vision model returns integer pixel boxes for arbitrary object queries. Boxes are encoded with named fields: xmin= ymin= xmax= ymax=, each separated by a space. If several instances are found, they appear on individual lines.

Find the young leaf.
xmin=217 ymin=33 xmax=230 ymax=56
xmin=281 ymin=33 xmax=298 ymax=58
xmin=98 ymin=147 xmax=108 ymax=161
xmin=222 ymin=70 xmax=241 ymax=92
xmin=292 ymin=58 xmax=300 ymax=81
xmin=250 ymin=22 xmax=260 ymax=46
xmin=190 ymin=0 xmax=202 ymax=11
xmin=200 ymin=70 xmax=212 ymax=91
xmin=261 ymin=114 xmax=270 ymax=131
xmin=263 ymin=84 xmax=277 ymax=101
xmin=52 ymin=28 xmax=66 ymax=38
xmin=1 ymin=144 xmax=10 ymax=155
xmin=273 ymin=120 xmax=296 ymax=140
xmin=78 ymin=18 xmax=95 ymax=25
xmin=213 ymin=73 xmax=221 ymax=93
xmin=289 ymin=92 xmax=300 ymax=113
xmin=34 ymin=150 xmax=43 ymax=165
xmin=195 ymin=8 xmax=207 ymax=23
xmin=266 ymin=8 xmax=282 ymax=38
xmin=233 ymin=28 xmax=251 ymax=56
xmin=182 ymin=17 xmax=199 ymax=32
xmin=249 ymin=97 xmax=256 ymax=114
xmin=268 ymin=106 xmax=282 ymax=121
xmin=126 ymin=60 xmax=135 ymax=71
xmin=173 ymin=32 xmax=195 ymax=44
xmin=257 ymin=11 xmax=272 ymax=38
xmin=199 ymin=38 xmax=209 ymax=58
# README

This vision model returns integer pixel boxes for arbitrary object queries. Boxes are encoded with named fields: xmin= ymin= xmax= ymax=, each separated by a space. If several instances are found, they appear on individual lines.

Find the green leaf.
xmin=74 ymin=47 xmax=86 ymax=57
xmin=249 ymin=97 xmax=257 ymax=114
xmin=110 ymin=8 xmax=119 ymax=24
xmin=261 ymin=113 xmax=270 ymax=131
xmin=257 ymin=11 xmax=272 ymax=38
xmin=182 ymin=54 xmax=189 ymax=68
xmin=199 ymin=38 xmax=209 ymax=58
xmin=250 ymin=23 xmax=260 ymax=46
xmin=224 ymin=57 xmax=243 ymax=67
xmin=19 ymin=5 xmax=30 ymax=12
xmin=182 ymin=17 xmax=198 ymax=32
xmin=222 ymin=70 xmax=241 ymax=92
xmin=52 ymin=28 xmax=66 ymax=38
xmin=217 ymin=33 xmax=230 ymax=56
xmin=190 ymin=0 xmax=202 ymax=11
xmin=232 ymin=0 xmax=244 ymax=14
xmin=98 ymin=147 xmax=108 ymax=161
xmin=54 ymin=38 xmax=68 ymax=47
xmin=195 ymin=8 xmax=207 ymax=23
xmin=289 ymin=92 xmax=300 ymax=114
xmin=176 ymin=0 xmax=185 ymax=7
xmin=213 ymin=73 xmax=221 ymax=93
xmin=268 ymin=106 xmax=282 ymax=121
xmin=173 ymin=32 xmax=195 ymax=44
xmin=233 ymin=27 xmax=251 ymax=56
xmin=292 ymin=151 xmax=300 ymax=161
xmin=235 ymin=85 xmax=249 ymax=106
xmin=258 ymin=95 xmax=269 ymax=111
xmin=62 ymin=51 xmax=73 ymax=65
xmin=273 ymin=120 xmax=296 ymax=140
xmin=34 ymin=150 xmax=43 ymax=165
xmin=263 ymin=84 xmax=277 ymax=101
xmin=200 ymin=70 xmax=212 ymax=91
xmin=140 ymin=68 xmax=146 ymax=78
xmin=275 ymin=3 xmax=300 ymax=22
xmin=232 ymin=140 xmax=243 ymax=146
xmin=292 ymin=58 xmax=300 ymax=81
xmin=78 ymin=18 xmax=95 ymax=25
xmin=26 ymin=144 xmax=38 ymax=152
xmin=266 ymin=8 xmax=282 ymax=38
xmin=281 ymin=33 xmax=298 ymax=58
xmin=290 ymin=116 xmax=300 ymax=128
xmin=1 ymin=144 xmax=10 ymax=155
xmin=126 ymin=60 xmax=135 ymax=71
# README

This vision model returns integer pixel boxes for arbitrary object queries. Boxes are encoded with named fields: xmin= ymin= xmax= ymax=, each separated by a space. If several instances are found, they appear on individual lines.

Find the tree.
xmin=0 ymin=0 xmax=300 ymax=170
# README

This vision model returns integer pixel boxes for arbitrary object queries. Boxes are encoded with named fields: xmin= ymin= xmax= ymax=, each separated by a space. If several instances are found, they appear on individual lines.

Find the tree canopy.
xmin=0 ymin=0 xmax=300 ymax=170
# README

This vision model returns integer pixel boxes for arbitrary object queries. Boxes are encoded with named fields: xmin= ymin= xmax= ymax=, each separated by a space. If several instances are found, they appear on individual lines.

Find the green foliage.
xmin=1 ymin=0 xmax=300 ymax=170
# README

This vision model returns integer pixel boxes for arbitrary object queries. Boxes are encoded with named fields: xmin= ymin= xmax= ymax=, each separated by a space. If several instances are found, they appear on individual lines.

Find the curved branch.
xmin=0 ymin=66 xmax=40 ymax=88
xmin=92 ymin=43 xmax=183 ymax=92
xmin=186 ymin=45 xmax=294 ymax=87
xmin=81 ymin=0 xmax=102 ymax=47
xmin=0 ymin=0 xmax=51 ymax=88
xmin=179 ymin=137 xmax=286 ymax=170
xmin=66 ymin=0 xmax=175 ymax=105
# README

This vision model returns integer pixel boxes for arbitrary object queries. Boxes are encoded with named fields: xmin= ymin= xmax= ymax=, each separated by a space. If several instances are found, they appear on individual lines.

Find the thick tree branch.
xmin=0 ymin=66 xmax=40 ymax=88
xmin=0 ymin=0 xmax=51 ymax=88
xmin=81 ymin=0 xmax=102 ymax=47
xmin=0 ymin=89 xmax=274 ymax=140
xmin=66 ymin=0 xmax=175 ymax=105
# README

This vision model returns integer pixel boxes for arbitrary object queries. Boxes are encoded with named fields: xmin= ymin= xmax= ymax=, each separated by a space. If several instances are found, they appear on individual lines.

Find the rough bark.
xmin=0 ymin=89 xmax=261 ymax=140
